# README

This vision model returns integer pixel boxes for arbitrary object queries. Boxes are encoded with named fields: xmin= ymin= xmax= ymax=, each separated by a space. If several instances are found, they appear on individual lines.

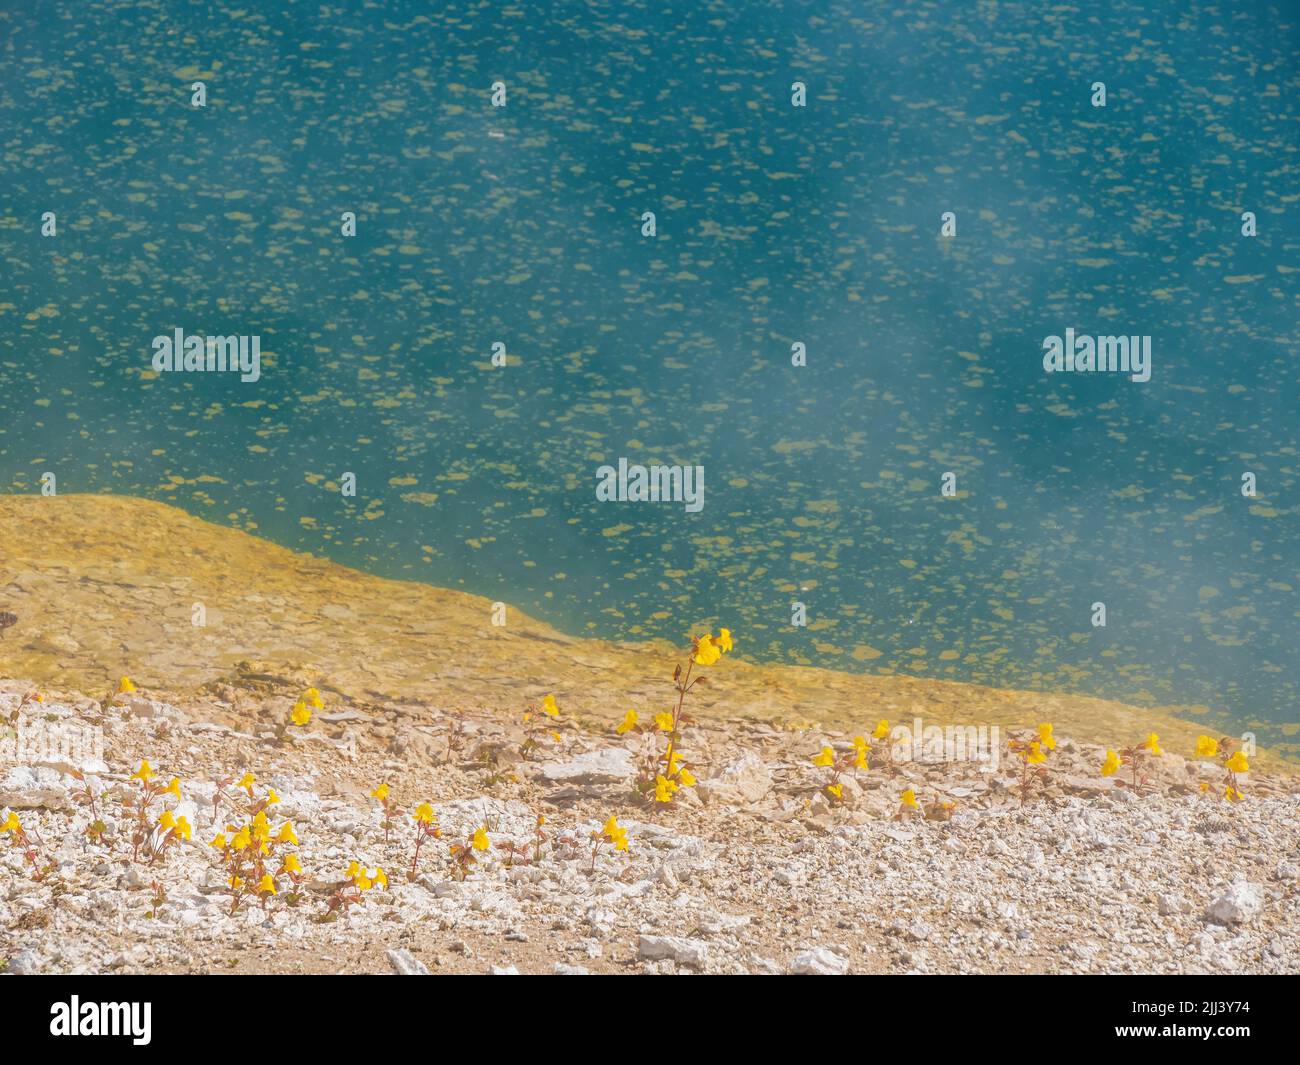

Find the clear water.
xmin=1 ymin=0 xmax=1296 ymax=739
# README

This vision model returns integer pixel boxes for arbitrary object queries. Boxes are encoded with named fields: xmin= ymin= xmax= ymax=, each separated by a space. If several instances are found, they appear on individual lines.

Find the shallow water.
xmin=0 ymin=1 xmax=1296 ymax=739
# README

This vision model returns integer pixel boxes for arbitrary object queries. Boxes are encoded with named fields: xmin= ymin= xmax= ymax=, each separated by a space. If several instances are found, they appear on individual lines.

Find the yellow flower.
xmin=471 ymin=827 xmax=490 ymax=852
xmin=852 ymin=736 xmax=869 ymax=770
xmin=266 ymin=789 xmax=280 ymax=805
xmin=872 ymin=719 xmax=890 ymax=740
xmin=900 ymin=789 xmax=920 ymax=810
xmin=345 ymin=860 xmax=362 ymax=880
xmin=826 ymin=783 xmax=843 ymax=800
xmin=370 ymin=783 xmax=390 ymax=802
xmin=237 ymin=772 xmax=255 ymax=791
xmin=1143 ymin=732 xmax=1163 ymax=756
xmin=812 ymin=746 xmax=835 ymax=768
xmin=616 ymin=709 xmax=639 ymax=734
xmin=1100 ymin=749 xmax=1121 ymax=777
xmin=373 ymin=868 xmax=389 ymax=890
xmin=281 ymin=853 xmax=303 ymax=876
xmin=1195 ymin=735 xmax=1219 ymax=758
xmin=601 ymin=816 xmax=629 ymax=851
xmin=548 ymin=730 xmax=561 ymax=743
xmin=2 ymin=812 xmax=22 ymax=834
xmin=717 ymin=628 xmax=734 ymax=653
xmin=231 ymin=827 xmax=252 ymax=852
xmin=131 ymin=760 xmax=156 ymax=783
xmin=229 ymin=876 xmax=244 ymax=890
xmin=654 ymin=711 xmax=674 ymax=733
xmin=1037 ymin=723 xmax=1056 ymax=751
xmin=164 ymin=776 xmax=182 ymax=799
xmin=413 ymin=803 xmax=436 ymax=825
xmin=1026 ymin=741 xmax=1047 ymax=765
xmin=677 ymin=767 xmax=696 ymax=787
xmin=654 ymin=774 xmax=678 ymax=803
xmin=304 ymin=687 xmax=324 ymax=709
xmin=693 ymin=634 xmax=721 ymax=665
xmin=355 ymin=873 xmax=373 ymax=891
xmin=210 ymin=832 xmax=227 ymax=849
xmin=276 ymin=821 xmax=298 ymax=845
xmin=159 ymin=810 xmax=177 ymax=831
xmin=257 ymin=874 xmax=277 ymax=896
xmin=290 ymin=701 xmax=312 ymax=727
xmin=542 ymin=694 xmax=559 ymax=718
xmin=175 ymin=816 xmax=192 ymax=841
xmin=117 ymin=676 xmax=136 ymax=694
xmin=1224 ymin=786 xmax=1244 ymax=802
xmin=1225 ymin=751 xmax=1249 ymax=774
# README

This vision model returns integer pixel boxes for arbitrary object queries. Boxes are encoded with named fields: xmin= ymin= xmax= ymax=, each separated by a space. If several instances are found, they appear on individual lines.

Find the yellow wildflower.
xmin=159 ymin=810 xmax=177 ymax=831
xmin=677 ymin=767 xmax=696 ymax=787
xmin=210 ymin=832 xmax=227 ymax=849
xmin=900 ymin=789 xmax=920 ymax=810
xmin=654 ymin=775 xmax=678 ymax=803
xmin=1195 ymin=735 xmax=1219 ymax=758
xmin=1100 ymin=749 xmax=1121 ymax=777
xmin=257 ymin=874 xmax=277 ymax=896
xmin=1026 ymin=741 xmax=1047 ymax=765
xmin=413 ymin=803 xmax=436 ymax=825
xmin=826 ymin=783 xmax=843 ymax=800
xmin=231 ymin=827 xmax=252 ymax=852
xmin=175 ymin=816 xmax=192 ymax=841
xmin=237 ymin=772 xmax=255 ymax=792
xmin=117 ymin=676 xmax=136 ymax=694
xmin=852 ymin=736 xmax=869 ymax=770
xmin=2 ymin=812 xmax=22 ymax=834
xmin=717 ymin=628 xmax=734 ymax=653
xmin=373 ymin=868 xmax=389 ymax=890
xmin=601 ymin=816 xmax=629 ymax=851
xmin=304 ymin=687 xmax=324 ymax=709
xmin=266 ymin=789 xmax=280 ymax=805
xmin=281 ymin=853 xmax=303 ymax=876
xmin=370 ymin=783 xmax=390 ymax=802
xmin=654 ymin=711 xmax=674 ymax=733
xmin=693 ymin=634 xmax=721 ymax=665
xmin=542 ymin=694 xmax=559 ymax=718
xmin=1224 ymin=786 xmax=1244 ymax=802
xmin=872 ymin=719 xmax=890 ymax=740
xmin=1143 ymin=733 xmax=1164 ymax=756
xmin=812 ymin=746 xmax=835 ymax=768
xmin=471 ymin=827 xmax=490 ymax=852
xmin=1225 ymin=751 xmax=1249 ymax=774
xmin=131 ymin=760 xmax=156 ymax=784
xmin=616 ymin=710 xmax=639 ymax=734
xmin=276 ymin=821 xmax=298 ymax=846
xmin=290 ymin=702 xmax=312 ymax=727
xmin=164 ymin=776 xmax=182 ymax=799
xmin=1038 ymin=723 xmax=1056 ymax=751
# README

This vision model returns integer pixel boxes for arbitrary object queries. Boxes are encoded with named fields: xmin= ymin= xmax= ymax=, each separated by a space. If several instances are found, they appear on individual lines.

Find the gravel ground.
xmin=1 ymin=678 xmax=1296 ymax=975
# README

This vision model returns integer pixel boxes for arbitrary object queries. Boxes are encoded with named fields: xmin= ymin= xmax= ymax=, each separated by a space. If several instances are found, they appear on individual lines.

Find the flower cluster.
xmin=811 ymin=735 xmax=869 ymax=803
xmin=1007 ymin=723 xmax=1055 ymax=804
xmin=208 ymin=774 xmax=301 ymax=913
xmin=636 ymin=628 xmax=733 ymax=804
xmin=1195 ymin=735 xmax=1250 ymax=802
xmin=124 ymin=760 xmax=190 ymax=864
xmin=520 ymin=693 xmax=562 ymax=757
xmin=1 ymin=810 xmax=51 ymax=880
xmin=449 ymin=826 xmax=491 ymax=880
xmin=589 ymin=815 xmax=630 ymax=872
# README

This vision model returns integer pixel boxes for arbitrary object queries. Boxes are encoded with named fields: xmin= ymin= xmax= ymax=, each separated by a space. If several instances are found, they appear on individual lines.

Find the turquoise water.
xmin=1 ymin=1 xmax=1296 ymax=738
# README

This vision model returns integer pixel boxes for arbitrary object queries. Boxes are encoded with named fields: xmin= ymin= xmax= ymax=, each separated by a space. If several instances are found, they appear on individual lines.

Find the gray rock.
xmin=697 ymin=752 xmax=774 ymax=805
xmin=537 ymin=748 xmax=636 ymax=785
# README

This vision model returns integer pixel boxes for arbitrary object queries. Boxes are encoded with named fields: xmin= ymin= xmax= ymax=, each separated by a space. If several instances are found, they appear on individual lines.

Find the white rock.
xmin=551 ymin=963 xmax=590 ymax=975
xmin=538 ymin=748 xmax=635 ymax=784
xmin=386 ymin=949 xmax=429 ymax=975
xmin=697 ymin=752 xmax=773 ymax=805
xmin=1206 ymin=882 xmax=1263 ymax=925
xmin=489 ymin=964 xmax=520 ymax=975
xmin=637 ymin=934 xmax=710 ymax=967
xmin=788 ymin=947 xmax=850 ymax=975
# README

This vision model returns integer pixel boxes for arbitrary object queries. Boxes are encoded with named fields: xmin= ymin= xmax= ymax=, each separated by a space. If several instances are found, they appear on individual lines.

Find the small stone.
xmin=788 ymin=947 xmax=849 ymax=975
xmin=697 ymin=752 xmax=773 ymax=805
xmin=386 ymin=949 xmax=429 ymax=976
xmin=489 ymin=964 xmax=520 ymax=975
xmin=551 ymin=963 xmax=590 ymax=975
xmin=637 ymin=935 xmax=710 ymax=968
xmin=537 ymin=748 xmax=635 ymax=785
xmin=1206 ymin=882 xmax=1263 ymax=925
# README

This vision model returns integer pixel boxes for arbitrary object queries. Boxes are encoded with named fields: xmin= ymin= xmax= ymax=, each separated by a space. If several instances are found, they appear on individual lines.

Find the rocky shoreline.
xmin=2 ymin=676 xmax=1296 ymax=975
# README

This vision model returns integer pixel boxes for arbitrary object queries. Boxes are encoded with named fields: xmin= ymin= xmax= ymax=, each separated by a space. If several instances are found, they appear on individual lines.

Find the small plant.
xmin=69 ymin=770 xmax=108 ymax=847
xmin=408 ymin=802 xmax=442 ymax=879
xmin=1007 ymin=723 xmax=1054 ymax=804
xmin=1 ymin=810 xmax=52 ymax=881
xmin=274 ymin=686 xmax=322 ymax=742
xmin=1102 ymin=732 xmax=1162 ymax=794
xmin=371 ymin=782 xmax=399 ymax=844
xmin=896 ymin=788 xmax=921 ymax=820
xmin=589 ymin=815 xmax=630 ymax=873
xmin=122 ymin=761 xmax=186 ymax=863
xmin=324 ymin=862 xmax=387 ymax=919
xmin=811 ymin=736 xmax=869 ymax=803
xmin=520 ymin=694 xmax=562 ymax=758
xmin=449 ymin=826 xmax=490 ymax=880
xmin=636 ymin=629 xmax=733 ymax=804
xmin=1196 ymin=735 xmax=1249 ymax=802
xmin=147 ymin=880 xmax=167 ymax=919
xmin=210 ymin=801 xmax=300 ymax=915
